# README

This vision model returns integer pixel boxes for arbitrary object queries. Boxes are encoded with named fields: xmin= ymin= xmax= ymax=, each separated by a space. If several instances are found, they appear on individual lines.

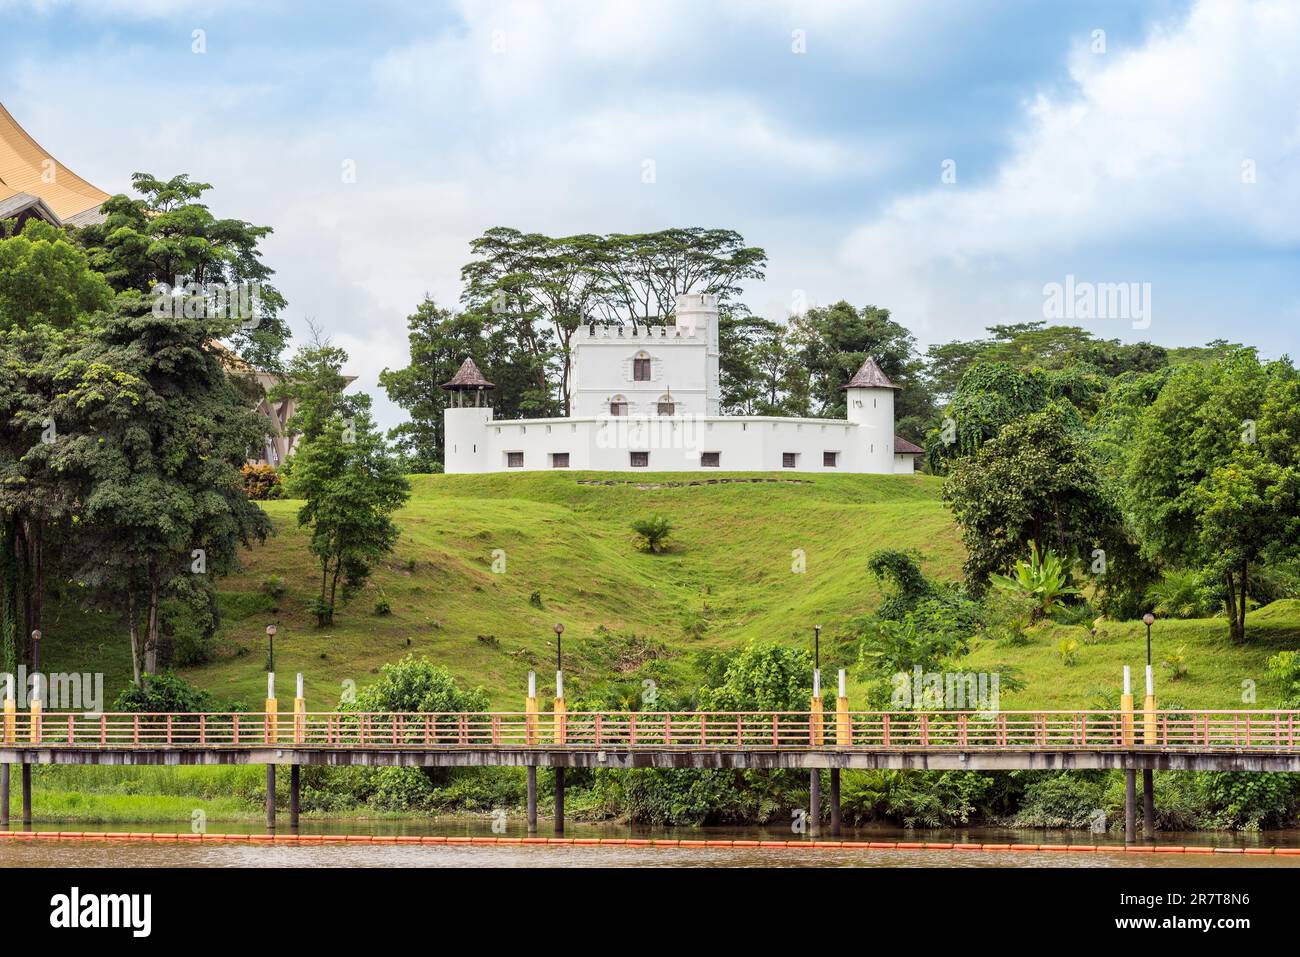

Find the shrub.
xmin=113 ymin=672 xmax=213 ymax=713
xmin=241 ymin=463 xmax=282 ymax=500
xmin=529 ymin=590 xmax=543 ymax=609
xmin=1057 ymin=638 xmax=1079 ymax=666
xmin=990 ymin=548 xmax=1080 ymax=622
xmin=1266 ymin=651 xmax=1300 ymax=708
xmin=1146 ymin=568 xmax=1214 ymax=619
xmin=374 ymin=594 xmax=392 ymax=616
xmin=1163 ymin=645 xmax=1189 ymax=681
xmin=347 ymin=654 xmax=489 ymax=712
xmin=632 ymin=514 xmax=673 ymax=553
xmin=261 ymin=575 xmax=285 ymax=599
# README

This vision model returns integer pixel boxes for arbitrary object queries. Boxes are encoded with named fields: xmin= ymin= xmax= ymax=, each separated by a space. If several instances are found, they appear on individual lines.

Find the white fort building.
xmin=442 ymin=293 xmax=923 ymax=475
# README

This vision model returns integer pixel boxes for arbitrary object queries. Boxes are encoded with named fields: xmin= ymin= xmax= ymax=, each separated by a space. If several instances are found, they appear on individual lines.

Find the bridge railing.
xmin=5 ymin=710 xmax=1298 ymax=750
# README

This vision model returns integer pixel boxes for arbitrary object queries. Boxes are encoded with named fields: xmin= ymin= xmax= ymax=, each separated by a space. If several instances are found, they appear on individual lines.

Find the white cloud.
xmin=840 ymin=0 xmax=1300 ymax=341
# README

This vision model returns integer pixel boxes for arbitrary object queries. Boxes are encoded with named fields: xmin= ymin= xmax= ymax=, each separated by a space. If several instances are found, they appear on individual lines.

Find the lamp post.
xmin=30 ymin=630 xmax=40 ymax=677
xmin=1142 ymin=612 xmax=1155 ymax=667
xmin=554 ymin=622 xmax=564 ymax=675
xmin=266 ymin=624 xmax=277 ymax=673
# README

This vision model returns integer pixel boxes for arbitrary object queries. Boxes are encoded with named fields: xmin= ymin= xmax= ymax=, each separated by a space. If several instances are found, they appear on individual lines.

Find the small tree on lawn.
xmin=286 ymin=409 xmax=410 ymax=626
xmin=632 ymin=514 xmax=673 ymax=554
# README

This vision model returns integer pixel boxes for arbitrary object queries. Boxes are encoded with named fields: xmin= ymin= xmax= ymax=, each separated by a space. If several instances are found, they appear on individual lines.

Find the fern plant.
xmin=1145 ymin=568 xmax=1212 ymax=619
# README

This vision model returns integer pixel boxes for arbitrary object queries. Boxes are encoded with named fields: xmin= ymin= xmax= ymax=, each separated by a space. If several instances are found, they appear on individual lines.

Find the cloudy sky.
xmin=2 ymin=0 xmax=1297 ymax=429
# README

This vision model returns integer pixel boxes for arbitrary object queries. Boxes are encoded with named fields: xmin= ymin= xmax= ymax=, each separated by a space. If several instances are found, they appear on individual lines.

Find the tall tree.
xmin=0 ymin=220 xmax=112 ymax=671
xmin=792 ymin=301 xmax=935 ymax=434
xmin=943 ymin=404 xmax=1138 ymax=597
xmin=285 ymin=408 xmax=410 ymax=626
xmin=55 ymin=305 xmax=272 ymax=682
xmin=75 ymin=172 xmax=290 ymax=368
xmin=1125 ymin=350 xmax=1300 ymax=641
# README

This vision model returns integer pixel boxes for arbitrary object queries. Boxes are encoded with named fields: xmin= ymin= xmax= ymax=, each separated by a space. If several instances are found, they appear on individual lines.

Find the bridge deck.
xmin=2 ymin=709 xmax=1298 ymax=771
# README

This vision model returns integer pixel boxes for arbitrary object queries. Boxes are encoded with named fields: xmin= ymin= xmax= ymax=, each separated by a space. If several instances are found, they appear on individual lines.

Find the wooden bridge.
xmin=4 ymin=705 xmax=1299 ymax=842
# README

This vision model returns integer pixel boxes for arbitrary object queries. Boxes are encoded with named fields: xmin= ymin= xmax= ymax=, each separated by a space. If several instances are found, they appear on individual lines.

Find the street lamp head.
xmin=31 ymin=629 xmax=40 ymax=642
xmin=554 ymin=623 xmax=564 ymax=636
xmin=1142 ymin=613 xmax=1155 ymax=627
xmin=266 ymin=624 xmax=278 ymax=637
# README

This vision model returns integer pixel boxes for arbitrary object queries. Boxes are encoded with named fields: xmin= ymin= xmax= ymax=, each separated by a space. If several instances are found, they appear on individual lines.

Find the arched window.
xmin=609 ymin=394 xmax=629 ymax=416
xmin=656 ymin=393 xmax=675 ymax=416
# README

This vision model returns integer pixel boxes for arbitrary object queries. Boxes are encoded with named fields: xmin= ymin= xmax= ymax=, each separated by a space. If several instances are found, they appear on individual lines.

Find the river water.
xmin=2 ymin=820 xmax=1297 ymax=867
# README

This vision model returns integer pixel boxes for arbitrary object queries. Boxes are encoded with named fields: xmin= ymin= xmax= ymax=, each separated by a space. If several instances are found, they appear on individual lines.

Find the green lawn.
xmin=38 ymin=470 xmax=1300 ymax=712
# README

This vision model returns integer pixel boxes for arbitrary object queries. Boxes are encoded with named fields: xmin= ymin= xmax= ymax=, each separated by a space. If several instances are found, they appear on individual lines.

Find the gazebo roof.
xmin=440 ymin=357 xmax=495 ymax=390
xmin=894 ymin=436 xmax=925 ymax=455
xmin=841 ymin=357 xmax=899 ymax=390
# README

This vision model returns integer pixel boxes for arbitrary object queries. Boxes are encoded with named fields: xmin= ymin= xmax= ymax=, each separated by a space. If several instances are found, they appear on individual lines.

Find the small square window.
xmin=630 ymin=451 xmax=649 ymax=468
xmin=701 ymin=452 xmax=720 ymax=468
xmin=610 ymin=402 xmax=628 ymax=416
xmin=782 ymin=452 xmax=798 ymax=469
xmin=633 ymin=357 xmax=651 ymax=381
xmin=551 ymin=453 xmax=569 ymax=468
xmin=507 ymin=451 xmax=524 ymax=468
xmin=657 ymin=402 xmax=675 ymax=416
xmin=823 ymin=451 xmax=838 ymax=468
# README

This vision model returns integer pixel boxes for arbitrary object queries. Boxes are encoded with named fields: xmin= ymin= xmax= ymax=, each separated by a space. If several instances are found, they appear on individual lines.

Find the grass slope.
xmin=40 ymin=471 xmax=1300 ymax=712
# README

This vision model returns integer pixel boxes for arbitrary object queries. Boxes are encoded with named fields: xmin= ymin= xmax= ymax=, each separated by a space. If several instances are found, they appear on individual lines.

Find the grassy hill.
xmin=40 ymin=471 xmax=1300 ymax=712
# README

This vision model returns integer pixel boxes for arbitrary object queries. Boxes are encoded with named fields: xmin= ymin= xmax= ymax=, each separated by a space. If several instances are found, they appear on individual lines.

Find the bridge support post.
xmin=554 ymin=767 xmax=565 ymax=835
xmin=266 ymin=764 xmax=276 ymax=830
xmin=809 ymin=770 xmax=820 ymax=838
xmin=526 ymin=766 xmax=537 ymax=834
xmin=1 ymin=764 xmax=8 ymax=827
xmin=829 ymin=768 xmax=841 ymax=837
xmin=21 ymin=762 xmax=31 ymax=827
xmin=1142 ymin=668 xmax=1156 ymax=840
xmin=1142 ymin=770 xmax=1155 ymax=840
xmin=290 ymin=764 xmax=300 ymax=830
xmin=1124 ymin=768 xmax=1136 ymax=844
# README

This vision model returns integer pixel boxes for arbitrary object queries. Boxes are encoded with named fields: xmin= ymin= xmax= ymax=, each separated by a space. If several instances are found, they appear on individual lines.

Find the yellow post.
xmin=835 ymin=670 xmax=851 ymax=746
xmin=525 ymin=672 xmax=538 ymax=746
xmin=3 ymin=679 xmax=14 ymax=744
xmin=1143 ymin=666 xmax=1157 ymax=746
xmin=1120 ymin=665 xmax=1135 ymax=746
xmin=265 ymin=672 xmax=278 ymax=744
xmin=293 ymin=673 xmax=306 ymax=745
xmin=29 ymin=698 xmax=41 ymax=744
xmin=553 ymin=670 xmax=566 ymax=745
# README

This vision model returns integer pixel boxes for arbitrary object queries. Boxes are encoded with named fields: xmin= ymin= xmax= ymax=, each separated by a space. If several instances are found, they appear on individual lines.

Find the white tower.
xmin=673 ymin=293 xmax=720 ymax=414
xmin=843 ymin=357 xmax=897 ymax=473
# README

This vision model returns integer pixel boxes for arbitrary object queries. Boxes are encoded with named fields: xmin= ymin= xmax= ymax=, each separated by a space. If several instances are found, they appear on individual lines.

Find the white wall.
xmin=445 ymin=409 xmax=903 ymax=474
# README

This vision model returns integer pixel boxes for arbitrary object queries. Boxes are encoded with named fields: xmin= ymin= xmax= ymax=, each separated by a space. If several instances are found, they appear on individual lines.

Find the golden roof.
xmin=0 ymin=101 xmax=110 ymax=223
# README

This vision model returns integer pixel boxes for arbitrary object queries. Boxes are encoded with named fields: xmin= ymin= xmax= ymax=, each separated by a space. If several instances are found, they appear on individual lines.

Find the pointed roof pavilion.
xmin=842 ymin=357 xmax=899 ymax=390
xmin=441 ymin=358 xmax=495 ymax=390
xmin=0 ymin=101 xmax=111 ymax=227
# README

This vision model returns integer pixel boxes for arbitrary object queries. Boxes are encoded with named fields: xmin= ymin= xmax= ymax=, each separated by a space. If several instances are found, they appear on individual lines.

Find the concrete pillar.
xmin=0 ymin=763 xmax=8 ymax=827
xmin=830 ymin=768 xmax=841 ymax=837
xmin=526 ymin=766 xmax=538 ymax=834
xmin=265 ymin=673 xmax=278 ymax=745
xmin=293 ymin=673 xmax=306 ymax=745
xmin=1124 ymin=768 xmax=1137 ymax=844
xmin=809 ymin=770 xmax=820 ymax=838
xmin=1143 ymin=770 xmax=1155 ymax=840
xmin=290 ymin=764 xmax=300 ymax=830
xmin=554 ymin=767 xmax=565 ymax=834
xmin=21 ymin=762 xmax=31 ymax=827
xmin=266 ymin=764 xmax=276 ymax=830
xmin=835 ymin=670 xmax=851 ymax=745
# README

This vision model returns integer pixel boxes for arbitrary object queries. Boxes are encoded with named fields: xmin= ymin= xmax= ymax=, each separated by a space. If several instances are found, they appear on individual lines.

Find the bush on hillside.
xmin=631 ymin=514 xmax=673 ymax=554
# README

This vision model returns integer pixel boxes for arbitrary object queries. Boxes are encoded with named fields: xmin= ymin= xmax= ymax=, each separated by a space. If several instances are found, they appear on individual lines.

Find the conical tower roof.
xmin=841 ymin=357 xmax=899 ymax=390
xmin=440 ymin=357 xmax=495 ymax=390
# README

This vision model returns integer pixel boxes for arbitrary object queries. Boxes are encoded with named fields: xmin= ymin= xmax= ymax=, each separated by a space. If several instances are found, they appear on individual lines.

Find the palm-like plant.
xmin=1145 ymin=568 xmax=1211 ymax=619
xmin=989 ymin=547 xmax=1080 ymax=621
